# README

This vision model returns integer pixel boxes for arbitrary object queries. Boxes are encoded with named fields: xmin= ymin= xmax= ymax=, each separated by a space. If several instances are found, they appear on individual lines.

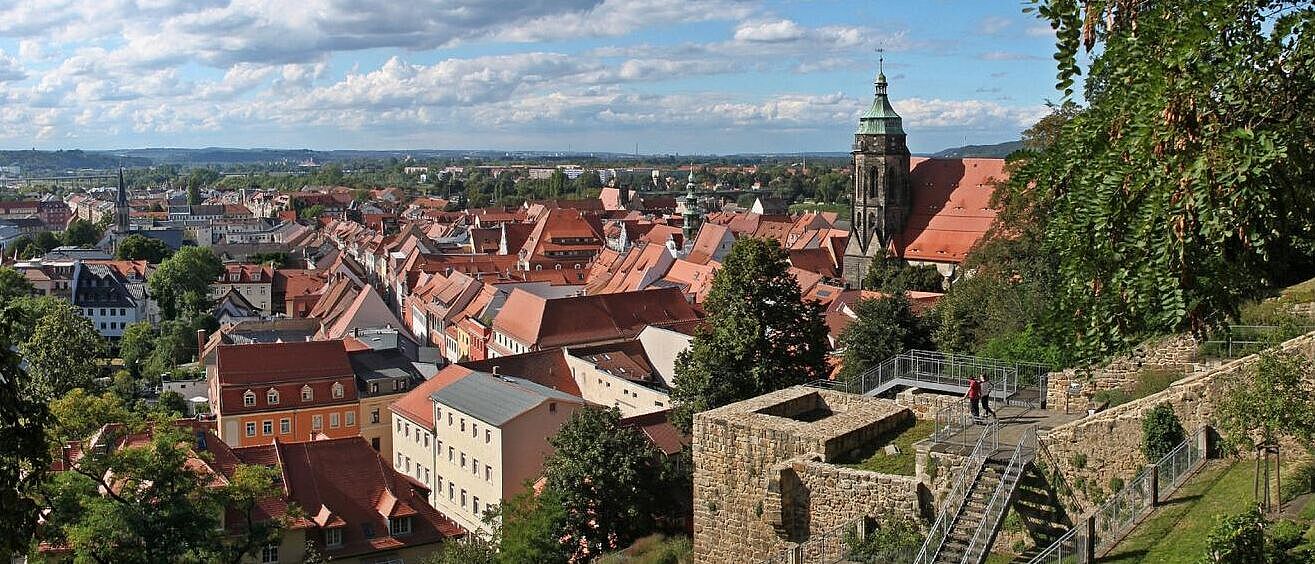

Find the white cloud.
xmin=0 ymin=50 xmax=26 ymax=82
xmin=978 ymin=16 xmax=1013 ymax=36
xmin=734 ymin=19 xmax=807 ymax=43
xmin=979 ymin=51 xmax=1044 ymax=61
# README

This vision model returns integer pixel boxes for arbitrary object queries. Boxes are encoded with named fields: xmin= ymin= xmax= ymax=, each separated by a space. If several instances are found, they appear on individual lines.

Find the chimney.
xmin=196 ymin=329 xmax=206 ymax=356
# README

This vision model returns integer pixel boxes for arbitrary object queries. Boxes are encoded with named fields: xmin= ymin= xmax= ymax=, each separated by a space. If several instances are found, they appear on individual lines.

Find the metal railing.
xmin=1026 ymin=527 xmax=1083 ymax=564
xmin=932 ymin=397 xmax=975 ymax=446
xmin=1200 ymin=324 xmax=1315 ymax=359
xmin=1026 ymin=427 xmax=1209 ymax=563
xmin=1155 ymin=431 xmax=1205 ymax=501
xmin=913 ymin=420 xmax=1000 ymax=564
xmin=963 ymin=428 xmax=1037 ymax=564
xmin=843 ymin=349 xmax=1049 ymax=401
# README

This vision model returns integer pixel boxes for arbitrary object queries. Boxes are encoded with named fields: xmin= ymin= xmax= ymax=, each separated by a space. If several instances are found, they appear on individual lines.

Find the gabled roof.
xmin=492 ymin=287 xmax=701 ymax=349
xmin=430 ymin=371 xmax=582 ymax=427
xmin=216 ymin=340 xmax=353 ymax=385
xmin=896 ymin=157 xmax=1004 ymax=263
xmin=389 ymin=365 xmax=473 ymax=427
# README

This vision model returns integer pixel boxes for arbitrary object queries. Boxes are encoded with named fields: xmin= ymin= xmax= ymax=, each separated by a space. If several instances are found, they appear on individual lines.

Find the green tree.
xmin=544 ymin=407 xmax=669 ymax=557
xmin=1215 ymin=350 xmax=1315 ymax=511
xmin=48 ymin=388 xmax=136 ymax=448
xmin=141 ymin=319 xmax=205 ymax=380
xmin=1140 ymin=403 xmax=1185 ymax=462
xmin=298 ymin=204 xmax=326 ymax=220
xmin=156 ymin=391 xmax=188 ymax=417
xmin=0 ymin=266 xmax=34 ymax=301
xmin=38 ymin=422 xmax=287 ymax=564
xmin=498 ymin=487 xmax=571 ymax=564
xmin=114 ymin=234 xmax=173 ymax=263
xmin=838 ymin=294 xmax=931 ymax=386
xmin=17 ymin=297 xmax=108 ymax=399
xmin=149 ymin=247 xmax=223 ymax=320
xmin=670 ymin=237 xmax=829 ymax=430
xmin=33 ymin=230 xmax=61 ymax=254
xmin=248 ymin=252 xmax=289 ymax=268
xmin=63 ymin=218 xmax=102 ymax=247
xmin=119 ymin=321 xmax=156 ymax=375
xmin=864 ymin=253 xmax=944 ymax=293
xmin=1008 ymin=0 xmax=1315 ymax=354
xmin=0 ymin=299 xmax=51 ymax=554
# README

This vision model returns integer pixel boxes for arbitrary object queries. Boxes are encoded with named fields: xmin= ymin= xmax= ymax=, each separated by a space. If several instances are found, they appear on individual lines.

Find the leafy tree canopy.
xmin=1004 ymin=0 xmax=1315 ymax=354
xmin=114 ymin=234 xmax=173 ymax=263
xmin=838 ymin=294 xmax=931 ymax=386
xmin=63 ymin=218 xmax=103 ymax=248
xmin=544 ymin=407 xmax=671 ymax=557
xmin=148 ymin=246 xmax=223 ymax=320
xmin=0 ymin=266 xmax=34 ymax=301
xmin=671 ymin=237 xmax=829 ymax=430
xmin=15 ymin=296 xmax=108 ymax=399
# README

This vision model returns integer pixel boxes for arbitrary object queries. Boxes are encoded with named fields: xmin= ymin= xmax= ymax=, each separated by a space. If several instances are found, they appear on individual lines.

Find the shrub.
xmin=844 ymin=514 xmax=923 ymax=563
xmin=1141 ymin=403 xmax=1185 ymax=462
xmin=1280 ymin=463 xmax=1315 ymax=503
xmin=1109 ymin=477 xmax=1125 ymax=493
xmin=1202 ymin=507 xmax=1266 ymax=563
xmin=1093 ymin=388 xmax=1132 ymax=408
xmin=1070 ymin=453 xmax=1088 ymax=469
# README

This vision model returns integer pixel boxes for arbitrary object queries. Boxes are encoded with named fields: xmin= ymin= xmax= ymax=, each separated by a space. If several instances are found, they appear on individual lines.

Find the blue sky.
xmin=0 ymin=1 xmax=1061 ymax=154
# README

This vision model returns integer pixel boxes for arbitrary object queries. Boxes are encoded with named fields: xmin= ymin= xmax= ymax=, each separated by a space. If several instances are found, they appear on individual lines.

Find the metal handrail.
xmin=913 ymin=420 xmax=1000 ymax=564
xmin=963 ymin=427 xmax=1036 ymax=563
xmin=1026 ymin=526 xmax=1080 ymax=564
xmin=932 ymin=397 xmax=975 ymax=446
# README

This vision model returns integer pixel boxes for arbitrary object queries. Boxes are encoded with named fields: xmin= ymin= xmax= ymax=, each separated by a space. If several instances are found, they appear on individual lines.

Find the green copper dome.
xmin=856 ymin=73 xmax=904 ymax=135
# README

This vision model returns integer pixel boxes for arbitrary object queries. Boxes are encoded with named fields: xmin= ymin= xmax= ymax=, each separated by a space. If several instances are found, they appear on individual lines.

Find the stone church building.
xmin=842 ymin=65 xmax=1007 ymax=288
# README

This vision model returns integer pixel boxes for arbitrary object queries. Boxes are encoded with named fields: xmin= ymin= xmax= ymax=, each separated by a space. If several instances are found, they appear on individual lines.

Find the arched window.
xmin=301 ymin=385 xmax=313 ymax=402
xmin=243 ymin=390 xmax=256 ymax=407
xmin=267 ymin=389 xmax=279 ymax=405
xmin=867 ymin=167 xmax=879 ymax=199
xmin=554 ymin=264 xmax=562 ymax=270
xmin=332 ymin=382 xmax=344 ymax=399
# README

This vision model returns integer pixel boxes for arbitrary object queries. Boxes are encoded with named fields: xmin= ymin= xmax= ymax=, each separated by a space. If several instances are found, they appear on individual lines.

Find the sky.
xmin=0 ymin=1 xmax=1063 ymax=155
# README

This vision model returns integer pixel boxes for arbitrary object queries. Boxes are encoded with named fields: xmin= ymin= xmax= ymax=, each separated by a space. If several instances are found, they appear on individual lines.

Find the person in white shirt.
xmin=980 ymin=375 xmax=997 ymax=418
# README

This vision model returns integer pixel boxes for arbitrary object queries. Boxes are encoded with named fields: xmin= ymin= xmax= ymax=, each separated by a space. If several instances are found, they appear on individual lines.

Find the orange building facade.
xmin=210 ymin=340 xmax=363 ymax=448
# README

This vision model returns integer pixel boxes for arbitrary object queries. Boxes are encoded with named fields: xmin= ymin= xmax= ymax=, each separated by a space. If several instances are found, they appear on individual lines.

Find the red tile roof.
xmin=492 ymin=287 xmax=701 ymax=349
xmin=897 ymin=157 xmax=1004 ymax=263
xmin=216 ymin=340 xmax=353 ymax=385
xmin=460 ymin=348 xmax=583 ymax=397
xmin=618 ymin=410 xmax=688 ymax=456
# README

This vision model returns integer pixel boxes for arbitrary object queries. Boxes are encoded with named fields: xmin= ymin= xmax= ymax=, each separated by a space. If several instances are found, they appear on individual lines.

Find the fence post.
xmin=1198 ymin=426 xmax=1211 ymax=459
xmin=1147 ymin=463 xmax=1160 ymax=507
xmin=1083 ymin=514 xmax=1097 ymax=563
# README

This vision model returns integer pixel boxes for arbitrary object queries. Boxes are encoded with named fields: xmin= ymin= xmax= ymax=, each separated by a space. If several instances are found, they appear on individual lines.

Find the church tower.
xmin=842 ymin=58 xmax=911 ymax=288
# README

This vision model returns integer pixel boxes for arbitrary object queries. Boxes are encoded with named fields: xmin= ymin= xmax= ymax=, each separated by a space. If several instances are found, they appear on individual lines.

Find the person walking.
xmin=967 ymin=375 xmax=981 ymax=421
xmin=980 ymin=375 xmax=997 ymax=419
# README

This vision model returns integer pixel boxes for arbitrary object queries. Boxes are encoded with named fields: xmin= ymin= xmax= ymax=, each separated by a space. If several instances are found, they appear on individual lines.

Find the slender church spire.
xmin=114 ymin=167 xmax=129 ymax=234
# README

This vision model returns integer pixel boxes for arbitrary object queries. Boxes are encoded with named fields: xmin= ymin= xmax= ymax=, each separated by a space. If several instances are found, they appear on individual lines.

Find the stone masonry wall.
xmin=895 ymin=388 xmax=962 ymax=420
xmin=693 ymin=386 xmax=923 ymax=564
xmin=1039 ymin=332 xmax=1315 ymax=512
xmin=1045 ymin=333 xmax=1200 ymax=410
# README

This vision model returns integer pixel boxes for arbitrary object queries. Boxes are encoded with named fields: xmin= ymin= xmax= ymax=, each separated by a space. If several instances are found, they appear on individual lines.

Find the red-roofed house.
xmin=210 ymin=340 xmax=362 ymax=447
xmin=487 ymin=287 xmax=701 ymax=357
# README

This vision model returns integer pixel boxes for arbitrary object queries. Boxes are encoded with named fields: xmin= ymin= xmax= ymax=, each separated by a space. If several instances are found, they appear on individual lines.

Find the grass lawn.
xmin=1100 ymin=460 xmax=1256 ymax=563
xmin=841 ymin=419 xmax=936 ymax=476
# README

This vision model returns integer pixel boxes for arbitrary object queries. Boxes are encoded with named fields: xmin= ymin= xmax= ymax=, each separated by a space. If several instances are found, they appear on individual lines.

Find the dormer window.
xmin=388 ymin=516 xmax=412 ymax=536
xmin=243 ymin=390 xmax=256 ymax=407
xmin=332 ymin=382 xmax=344 ymax=399
xmin=301 ymin=385 xmax=313 ymax=401
xmin=267 ymin=389 xmax=279 ymax=405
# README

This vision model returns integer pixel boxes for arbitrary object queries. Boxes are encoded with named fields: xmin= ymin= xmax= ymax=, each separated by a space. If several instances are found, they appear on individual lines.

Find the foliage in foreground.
xmin=843 ymin=513 xmax=924 ymax=563
xmin=1141 ymin=403 xmax=1186 ymax=463
xmin=1004 ymin=0 xmax=1315 ymax=355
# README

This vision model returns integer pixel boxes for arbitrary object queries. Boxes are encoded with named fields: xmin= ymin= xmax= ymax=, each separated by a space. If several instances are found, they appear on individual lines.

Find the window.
xmin=266 ymin=389 xmax=279 ymax=405
xmin=447 ymin=412 xmax=452 ymax=426
xmin=245 ymin=422 xmax=256 ymax=437
xmin=485 ymin=429 xmax=491 ymax=443
xmin=472 ymin=423 xmax=477 ymax=438
xmin=472 ymin=459 xmax=479 ymax=475
xmin=424 ymin=467 xmax=430 ymax=484
xmin=243 ymin=390 xmax=256 ymax=406
xmin=473 ymin=496 xmax=480 ymax=515
xmin=324 ymin=527 xmax=342 ymax=548
xmin=346 ymin=411 xmax=355 ymax=426
xmin=404 ymin=423 xmax=411 ymax=438
xmin=461 ymin=489 xmax=467 ymax=509
xmin=301 ymin=385 xmax=313 ymax=401
xmin=371 ymin=409 xmax=380 ymax=424
xmin=549 ymin=402 xmax=557 ymax=413
xmin=448 ymin=483 xmax=454 ymax=500
xmin=260 ymin=543 xmax=279 ymax=563
xmin=460 ymin=453 xmax=466 ymax=468
xmin=397 ymin=452 xmax=403 ymax=467
xmin=262 ymin=420 xmax=273 ymax=435
xmin=460 ymin=418 xmax=465 ymax=432
xmin=370 ymin=382 xmax=379 ymax=393
xmin=389 ymin=516 xmax=412 ymax=536
xmin=486 ymin=465 xmax=492 ymax=482
xmin=330 ymin=412 xmax=340 ymax=428
xmin=423 ymin=434 xmax=429 ymax=448
xmin=448 ymin=446 xmax=454 ymax=462
xmin=311 ymin=415 xmax=322 ymax=430
xmin=405 ymin=456 xmax=411 ymax=473
xmin=332 ymin=382 xmax=344 ymax=398
xmin=280 ymin=418 xmax=290 ymax=434
xmin=395 ymin=418 xmax=401 ymax=432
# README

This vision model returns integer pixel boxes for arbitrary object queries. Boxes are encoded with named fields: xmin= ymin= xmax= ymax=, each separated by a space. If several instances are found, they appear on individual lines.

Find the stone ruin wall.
xmin=692 ymin=387 xmax=926 ymax=564
xmin=894 ymin=387 xmax=962 ymax=420
xmin=1045 ymin=333 xmax=1200 ymax=410
xmin=1038 ymin=332 xmax=1315 ymax=513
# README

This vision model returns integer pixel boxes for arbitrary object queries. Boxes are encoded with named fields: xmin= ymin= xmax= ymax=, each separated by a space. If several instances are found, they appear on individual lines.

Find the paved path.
xmin=933 ymin=405 xmax=1083 ymax=456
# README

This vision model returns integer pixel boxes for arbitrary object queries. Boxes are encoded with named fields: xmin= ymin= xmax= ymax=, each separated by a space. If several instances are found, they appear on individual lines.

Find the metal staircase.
xmin=916 ymin=427 xmax=1038 ymax=564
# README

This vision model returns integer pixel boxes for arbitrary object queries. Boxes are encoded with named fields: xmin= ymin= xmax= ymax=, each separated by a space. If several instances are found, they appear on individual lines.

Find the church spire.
xmin=114 ymin=167 xmax=129 ymax=234
xmin=857 ymin=53 xmax=903 ymax=136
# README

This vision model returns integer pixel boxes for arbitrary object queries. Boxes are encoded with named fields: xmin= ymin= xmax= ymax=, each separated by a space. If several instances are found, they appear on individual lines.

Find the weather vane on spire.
xmin=877 ymin=47 xmax=885 ymax=74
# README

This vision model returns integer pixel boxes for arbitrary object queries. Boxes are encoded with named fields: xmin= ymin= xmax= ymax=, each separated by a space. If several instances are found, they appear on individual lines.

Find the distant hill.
xmin=930 ymin=140 xmax=1024 ymax=159
xmin=0 ymin=150 xmax=151 ymax=175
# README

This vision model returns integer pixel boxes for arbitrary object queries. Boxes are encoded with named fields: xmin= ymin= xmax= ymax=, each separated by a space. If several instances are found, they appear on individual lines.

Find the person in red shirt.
xmin=967 ymin=375 xmax=981 ymax=420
